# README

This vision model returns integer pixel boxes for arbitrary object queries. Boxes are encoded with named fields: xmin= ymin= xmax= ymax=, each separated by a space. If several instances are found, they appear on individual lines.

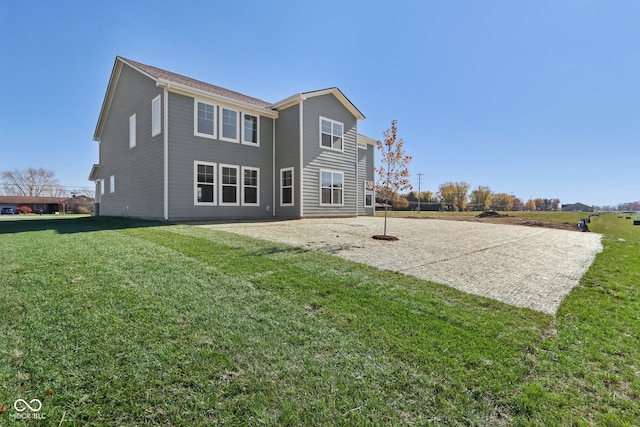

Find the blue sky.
xmin=1 ymin=0 xmax=638 ymax=207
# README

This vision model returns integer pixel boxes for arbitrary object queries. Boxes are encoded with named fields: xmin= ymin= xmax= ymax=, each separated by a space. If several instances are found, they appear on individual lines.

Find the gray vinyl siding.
xmin=358 ymin=144 xmax=375 ymax=215
xmin=301 ymin=95 xmax=358 ymax=216
xmin=166 ymin=92 xmax=274 ymax=220
xmin=274 ymin=104 xmax=301 ymax=218
xmin=98 ymin=64 xmax=164 ymax=218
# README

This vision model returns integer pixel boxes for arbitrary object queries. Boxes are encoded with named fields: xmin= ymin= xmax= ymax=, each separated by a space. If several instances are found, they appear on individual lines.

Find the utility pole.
xmin=417 ymin=172 xmax=424 ymax=213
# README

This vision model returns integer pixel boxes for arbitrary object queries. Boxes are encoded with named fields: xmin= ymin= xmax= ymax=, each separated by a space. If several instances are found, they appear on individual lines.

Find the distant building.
xmin=561 ymin=202 xmax=594 ymax=212
xmin=0 ymin=196 xmax=67 ymax=214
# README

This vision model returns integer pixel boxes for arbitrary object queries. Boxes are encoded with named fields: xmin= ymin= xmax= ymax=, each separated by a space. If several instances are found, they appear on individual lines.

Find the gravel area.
xmin=200 ymin=217 xmax=603 ymax=315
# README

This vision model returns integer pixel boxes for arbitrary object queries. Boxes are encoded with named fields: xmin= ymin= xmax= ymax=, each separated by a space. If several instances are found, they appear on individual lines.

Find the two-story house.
xmin=90 ymin=57 xmax=375 ymax=220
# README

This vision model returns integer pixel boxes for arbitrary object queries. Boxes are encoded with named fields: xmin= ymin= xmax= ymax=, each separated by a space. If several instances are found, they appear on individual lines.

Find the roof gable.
xmin=271 ymin=87 xmax=365 ymax=121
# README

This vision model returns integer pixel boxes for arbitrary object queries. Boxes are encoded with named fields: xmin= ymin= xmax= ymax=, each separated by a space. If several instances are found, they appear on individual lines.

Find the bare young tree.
xmin=1 ymin=168 xmax=65 ymax=196
xmin=374 ymin=120 xmax=412 ymax=240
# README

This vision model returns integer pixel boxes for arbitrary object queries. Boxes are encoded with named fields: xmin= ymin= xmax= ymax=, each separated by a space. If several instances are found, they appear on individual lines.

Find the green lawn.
xmin=1 ymin=214 xmax=638 ymax=425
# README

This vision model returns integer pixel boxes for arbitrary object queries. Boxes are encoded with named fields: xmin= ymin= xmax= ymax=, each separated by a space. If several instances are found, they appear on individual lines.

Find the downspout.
xmin=299 ymin=98 xmax=304 ymax=217
xmin=272 ymin=117 xmax=276 ymax=217
xmin=355 ymin=123 xmax=359 ymax=216
xmin=163 ymin=87 xmax=169 ymax=220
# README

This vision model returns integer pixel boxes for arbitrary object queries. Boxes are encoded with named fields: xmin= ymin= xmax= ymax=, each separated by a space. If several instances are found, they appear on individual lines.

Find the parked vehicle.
xmin=1 ymin=207 xmax=15 ymax=215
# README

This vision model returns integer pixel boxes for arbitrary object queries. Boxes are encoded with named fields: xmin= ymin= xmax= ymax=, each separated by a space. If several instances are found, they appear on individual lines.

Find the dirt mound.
xmin=476 ymin=211 xmax=508 ymax=219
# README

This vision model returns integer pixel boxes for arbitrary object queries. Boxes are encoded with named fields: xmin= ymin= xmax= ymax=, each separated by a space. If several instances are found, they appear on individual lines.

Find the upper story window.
xmin=221 ymin=108 xmax=239 ymax=142
xmin=109 ymin=175 xmax=115 ymax=193
xmin=242 ymin=113 xmax=259 ymax=145
xmin=129 ymin=114 xmax=136 ymax=148
xmin=195 ymin=100 xmax=216 ymax=138
xmin=320 ymin=117 xmax=343 ymax=151
xmin=152 ymin=95 xmax=161 ymax=136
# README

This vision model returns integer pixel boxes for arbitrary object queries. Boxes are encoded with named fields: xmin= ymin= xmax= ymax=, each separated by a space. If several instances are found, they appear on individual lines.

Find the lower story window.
xmin=280 ymin=167 xmax=294 ymax=206
xmin=320 ymin=170 xmax=343 ymax=206
xmin=220 ymin=165 xmax=239 ymax=205
xmin=242 ymin=167 xmax=259 ymax=205
xmin=195 ymin=162 xmax=216 ymax=204
xmin=364 ymin=180 xmax=374 ymax=207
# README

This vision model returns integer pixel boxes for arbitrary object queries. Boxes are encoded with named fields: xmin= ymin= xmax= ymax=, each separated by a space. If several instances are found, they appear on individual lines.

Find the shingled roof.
xmin=120 ymin=57 xmax=273 ymax=109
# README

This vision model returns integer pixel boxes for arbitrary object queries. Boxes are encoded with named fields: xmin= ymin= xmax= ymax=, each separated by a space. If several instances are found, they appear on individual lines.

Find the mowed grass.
xmin=0 ymin=214 xmax=638 ymax=425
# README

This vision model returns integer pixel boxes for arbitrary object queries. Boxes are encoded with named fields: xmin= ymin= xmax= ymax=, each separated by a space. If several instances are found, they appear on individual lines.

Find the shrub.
xmin=73 ymin=205 xmax=91 ymax=214
xmin=16 ymin=205 xmax=32 ymax=214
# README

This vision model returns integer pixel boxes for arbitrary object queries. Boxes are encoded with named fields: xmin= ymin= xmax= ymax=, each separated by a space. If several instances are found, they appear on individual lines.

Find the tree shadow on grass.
xmin=0 ymin=215 xmax=168 ymax=235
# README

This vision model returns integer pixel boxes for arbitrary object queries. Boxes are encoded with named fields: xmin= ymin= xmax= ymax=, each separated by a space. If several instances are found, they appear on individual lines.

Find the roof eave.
xmin=88 ymin=164 xmax=101 ymax=181
xmin=157 ymin=79 xmax=279 ymax=119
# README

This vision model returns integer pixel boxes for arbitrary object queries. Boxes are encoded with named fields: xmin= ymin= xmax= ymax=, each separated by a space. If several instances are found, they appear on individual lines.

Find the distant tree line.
xmin=594 ymin=201 xmax=640 ymax=212
xmin=1 ymin=167 xmax=94 ymax=198
xmin=377 ymin=181 xmax=561 ymax=212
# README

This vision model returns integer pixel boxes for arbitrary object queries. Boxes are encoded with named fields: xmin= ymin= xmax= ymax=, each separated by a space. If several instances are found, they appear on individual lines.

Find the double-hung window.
xmin=280 ymin=168 xmax=294 ymax=206
xmin=195 ymin=100 xmax=216 ymax=138
xmin=221 ymin=108 xmax=239 ymax=142
xmin=364 ymin=181 xmax=374 ymax=207
xmin=242 ymin=113 xmax=259 ymax=145
xmin=194 ymin=162 xmax=216 ymax=205
xmin=320 ymin=170 xmax=343 ymax=206
xmin=152 ymin=95 xmax=161 ymax=136
xmin=220 ymin=165 xmax=239 ymax=205
xmin=242 ymin=167 xmax=259 ymax=205
xmin=320 ymin=117 xmax=343 ymax=151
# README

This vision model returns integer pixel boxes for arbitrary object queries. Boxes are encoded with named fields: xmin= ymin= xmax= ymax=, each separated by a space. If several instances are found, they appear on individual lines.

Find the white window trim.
xmin=220 ymin=107 xmax=240 ymax=143
xmin=152 ymin=95 xmax=161 ymax=136
xmin=129 ymin=114 xmax=136 ymax=148
xmin=241 ymin=166 xmax=260 ymax=206
xmin=364 ymin=180 xmax=374 ymax=208
xmin=280 ymin=167 xmax=294 ymax=207
xmin=241 ymin=112 xmax=260 ymax=146
xmin=319 ymin=169 xmax=344 ymax=207
xmin=194 ymin=99 xmax=217 ymax=139
xmin=219 ymin=164 xmax=240 ymax=206
xmin=194 ymin=161 xmax=217 ymax=206
xmin=109 ymin=175 xmax=115 ymax=193
xmin=100 ymin=179 xmax=105 ymax=195
xmin=319 ymin=116 xmax=344 ymax=152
